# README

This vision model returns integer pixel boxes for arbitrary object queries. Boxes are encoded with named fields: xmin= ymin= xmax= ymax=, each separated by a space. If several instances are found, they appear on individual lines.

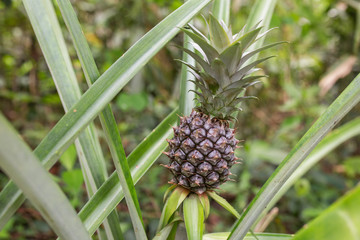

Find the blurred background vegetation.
xmin=0 ymin=0 xmax=360 ymax=239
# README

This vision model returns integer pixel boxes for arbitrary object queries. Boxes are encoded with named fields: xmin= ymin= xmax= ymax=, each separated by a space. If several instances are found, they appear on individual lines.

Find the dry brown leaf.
xmin=319 ymin=55 xmax=357 ymax=96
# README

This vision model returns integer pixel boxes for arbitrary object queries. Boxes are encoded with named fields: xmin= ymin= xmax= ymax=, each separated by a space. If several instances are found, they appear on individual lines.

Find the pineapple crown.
xmin=179 ymin=14 xmax=283 ymax=120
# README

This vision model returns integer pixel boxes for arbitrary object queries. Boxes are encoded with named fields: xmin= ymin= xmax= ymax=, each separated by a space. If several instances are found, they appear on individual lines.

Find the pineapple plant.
xmin=163 ymin=14 xmax=282 ymax=195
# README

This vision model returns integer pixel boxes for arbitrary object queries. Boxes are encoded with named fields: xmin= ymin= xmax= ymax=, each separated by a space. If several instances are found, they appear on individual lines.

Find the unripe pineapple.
xmin=164 ymin=14 xmax=281 ymax=194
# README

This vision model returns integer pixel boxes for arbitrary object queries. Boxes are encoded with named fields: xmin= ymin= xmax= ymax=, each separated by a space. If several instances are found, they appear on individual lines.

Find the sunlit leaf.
xmin=203 ymin=232 xmax=293 ymax=240
xmin=257 ymin=117 xmax=360 ymax=224
xmin=0 ymin=0 xmax=210 ymax=229
xmin=229 ymin=74 xmax=360 ymax=239
xmin=293 ymin=185 xmax=360 ymax=240
xmin=157 ymin=186 xmax=190 ymax=232
xmin=183 ymin=194 xmax=204 ymax=240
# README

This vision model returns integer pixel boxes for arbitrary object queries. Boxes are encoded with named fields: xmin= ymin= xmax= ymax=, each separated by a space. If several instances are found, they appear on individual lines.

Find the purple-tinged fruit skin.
xmin=164 ymin=110 xmax=240 ymax=194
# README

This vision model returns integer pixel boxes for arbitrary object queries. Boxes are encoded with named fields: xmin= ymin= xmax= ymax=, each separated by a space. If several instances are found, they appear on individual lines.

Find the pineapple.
xmin=164 ymin=14 xmax=281 ymax=195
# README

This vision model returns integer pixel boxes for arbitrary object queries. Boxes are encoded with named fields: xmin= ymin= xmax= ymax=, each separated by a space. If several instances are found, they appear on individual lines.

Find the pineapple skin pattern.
xmin=164 ymin=14 xmax=281 ymax=194
xmin=165 ymin=110 xmax=239 ymax=194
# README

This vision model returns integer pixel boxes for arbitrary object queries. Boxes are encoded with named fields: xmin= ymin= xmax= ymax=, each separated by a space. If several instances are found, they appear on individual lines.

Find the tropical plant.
xmin=0 ymin=0 xmax=359 ymax=240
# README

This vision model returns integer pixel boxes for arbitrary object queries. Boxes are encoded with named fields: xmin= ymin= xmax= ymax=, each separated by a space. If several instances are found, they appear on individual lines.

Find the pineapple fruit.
xmin=164 ymin=14 xmax=281 ymax=195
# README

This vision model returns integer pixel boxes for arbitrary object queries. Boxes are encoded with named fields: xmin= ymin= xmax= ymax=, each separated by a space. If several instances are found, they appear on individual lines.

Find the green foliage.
xmin=343 ymin=157 xmax=360 ymax=177
xmin=183 ymin=194 xmax=205 ymax=240
xmin=116 ymin=92 xmax=148 ymax=112
xmin=59 ymin=144 xmax=77 ymax=171
xmin=207 ymin=191 xmax=240 ymax=219
xmin=203 ymin=232 xmax=293 ymax=240
xmin=62 ymin=169 xmax=84 ymax=208
xmin=157 ymin=186 xmax=190 ymax=232
xmin=0 ymin=114 xmax=91 ymax=240
xmin=293 ymin=184 xmax=360 ymax=240
xmin=1 ymin=0 xmax=360 ymax=239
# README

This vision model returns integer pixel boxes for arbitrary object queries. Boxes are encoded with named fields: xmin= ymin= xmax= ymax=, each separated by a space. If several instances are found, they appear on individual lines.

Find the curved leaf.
xmin=293 ymin=185 xmax=360 ymax=240
xmin=203 ymin=232 xmax=292 ymax=240
xmin=79 ymin=109 xmax=178 ymax=235
xmin=182 ymin=28 xmax=219 ymax=63
xmin=157 ymin=187 xmax=190 ymax=232
xmin=230 ymin=56 xmax=274 ymax=82
xmin=256 ymin=117 xmax=360 ymax=224
xmin=153 ymin=222 xmax=176 ymax=240
xmin=229 ymin=73 xmax=360 ymax=240
xmin=24 ymin=1 xmax=123 ymax=239
xmin=0 ymin=114 xmax=91 ymax=240
xmin=153 ymin=216 xmax=182 ymax=240
xmin=0 ymin=0 xmax=210 ymax=228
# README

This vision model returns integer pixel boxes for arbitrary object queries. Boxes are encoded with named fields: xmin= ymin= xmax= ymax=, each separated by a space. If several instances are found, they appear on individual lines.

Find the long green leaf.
xmin=293 ymin=185 xmax=360 ymax=240
xmin=105 ymin=123 xmax=146 ymax=240
xmin=0 ymin=114 xmax=91 ymax=240
xmin=163 ymin=185 xmax=177 ymax=203
xmin=0 ymin=0 xmax=111 ymax=233
xmin=55 ymin=0 xmax=101 ymax=85
xmin=257 ymin=117 xmax=360 ymax=224
xmin=229 ymin=74 xmax=360 ymax=239
xmin=24 ymin=0 xmax=124 ymax=238
xmin=204 ymin=232 xmax=293 ymax=240
xmin=56 ymin=0 xmax=145 ymax=238
xmin=153 ymin=224 xmax=174 ymax=240
xmin=0 ymin=187 xmax=25 ymax=230
xmin=33 ymin=0 xmax=209 ymax=169
xmin=212 ymin=0 xmax=231 ymax=25
xmin=79 ymin=109 xmax=178 ymax=235
xmin=0 ymin=0 xmax=210 ymax=228
xmin=183 ymin=194 xmax=204 ymax=240
xmin=179 ymin=20 xmax=196 ymax=117
xmin=245 ymin=0 xmax=277 ymax=32
xmin=229 ymin=0 xmax=277 ymax=126
xmin=244 ymin=0 xmax=278 ymax=63
xmin=24 ymin=0 xmax=106 ymax=205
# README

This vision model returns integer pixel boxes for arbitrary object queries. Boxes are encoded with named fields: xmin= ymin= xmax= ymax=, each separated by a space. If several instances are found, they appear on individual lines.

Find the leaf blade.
xmin=256 ymin=117 xmax=360 ymax=224
xmin=25 ymin=0 xmax=124 ymax=238
xmin=243 ymin=0 xmax=278 ymax=63
xmin=209 ymin=14 xmax=231 ymax=52
xmin=198 ymin=193 xmax=210 ymax=219
xmin=0 ymin=114 xmax=91 ymax=240
xmin=229 ymin=74 xmax=360 ymax=240
xmin=79 ymin=109 xmax=178 ymax=235
xmin=212 ymin=0 xmax=231 ymax=25
xmin=183 ymin=194 xmax=204 ymax=240
xmin=179 ymin=33 xmax=197 ymax=117
xmin=157 ymin=187 xmax=190 ymax=232
xmin=0 ymin=0 xmax=210 ymax=227
xmin=293 ymin=185 xmax=360 ymax=240
xmin=203 ymin=232 xmax=293 ymax=240
xmin=207 ymin=191 xmax=240 ymax=219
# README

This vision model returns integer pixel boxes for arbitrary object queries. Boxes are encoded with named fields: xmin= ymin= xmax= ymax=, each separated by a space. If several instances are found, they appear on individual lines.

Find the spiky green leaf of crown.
xmin=180 ymin=14 xmax=283 ymax=120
